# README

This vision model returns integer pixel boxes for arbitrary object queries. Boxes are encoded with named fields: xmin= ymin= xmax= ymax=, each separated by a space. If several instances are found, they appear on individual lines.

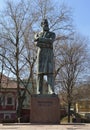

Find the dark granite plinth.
xmin=30 ymin=94 xmax=60 ymax=124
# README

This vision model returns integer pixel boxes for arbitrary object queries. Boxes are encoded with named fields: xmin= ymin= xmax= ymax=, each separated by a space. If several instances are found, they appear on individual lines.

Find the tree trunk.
xmin=68 ymin=102 xmax=71 ymax=123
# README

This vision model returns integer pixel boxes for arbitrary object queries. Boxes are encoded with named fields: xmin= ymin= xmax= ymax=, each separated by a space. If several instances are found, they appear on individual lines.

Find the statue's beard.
xmin=43 ymin=27 xmax=49 ymax=31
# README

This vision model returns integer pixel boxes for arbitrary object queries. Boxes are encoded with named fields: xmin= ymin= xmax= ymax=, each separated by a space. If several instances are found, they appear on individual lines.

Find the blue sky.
xmin=0 ymin=0 xmax=90 ymax=38
xmin=62 ymin=0 xmax=90 ymax=38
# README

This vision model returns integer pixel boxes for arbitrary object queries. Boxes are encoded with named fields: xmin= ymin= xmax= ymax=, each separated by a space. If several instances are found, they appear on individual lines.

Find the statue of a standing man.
xmin=34 ymin=19 xmax=56 ymax=94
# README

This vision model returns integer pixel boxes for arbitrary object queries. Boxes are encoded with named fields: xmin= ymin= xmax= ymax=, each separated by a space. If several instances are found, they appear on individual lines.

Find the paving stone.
xmin=0 ymin=124 xmax=90 ymax=130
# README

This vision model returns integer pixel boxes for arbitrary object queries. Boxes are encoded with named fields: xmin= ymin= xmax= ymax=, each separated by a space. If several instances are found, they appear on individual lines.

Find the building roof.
xmin=0 ymin=73 xmax=24 ymax=89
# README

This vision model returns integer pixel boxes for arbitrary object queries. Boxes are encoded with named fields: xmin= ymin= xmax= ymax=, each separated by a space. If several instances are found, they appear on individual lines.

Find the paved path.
xmin=0 ymin=124 xmax=90 ymax=130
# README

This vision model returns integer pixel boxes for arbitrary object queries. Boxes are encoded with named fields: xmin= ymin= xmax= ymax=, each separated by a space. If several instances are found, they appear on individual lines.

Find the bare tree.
xmin=0 ymin=0 xmax=38 ymax=118
xmin=0 ymin=49 xmax=6 ymax=89
xmin=55 ymin=34 xmax=88 ymax=122
xmin=33 ymin=0 xmax=73 ymax=34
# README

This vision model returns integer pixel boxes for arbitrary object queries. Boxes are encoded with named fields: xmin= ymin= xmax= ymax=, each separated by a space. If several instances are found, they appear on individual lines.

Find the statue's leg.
xmin=47 ymin=74 xmax=54 ymax=93
xmin=37 ymin=74 xmax=43 ymax=94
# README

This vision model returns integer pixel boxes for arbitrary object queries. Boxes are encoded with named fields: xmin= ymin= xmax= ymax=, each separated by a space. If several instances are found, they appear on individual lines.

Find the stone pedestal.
xmin=30 ymin=94 xmax=60 ymax=124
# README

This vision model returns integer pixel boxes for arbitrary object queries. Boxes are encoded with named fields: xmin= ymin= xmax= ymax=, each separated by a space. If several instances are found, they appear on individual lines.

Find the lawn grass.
xmin=60 ymin=116 xmax=73 ymax=124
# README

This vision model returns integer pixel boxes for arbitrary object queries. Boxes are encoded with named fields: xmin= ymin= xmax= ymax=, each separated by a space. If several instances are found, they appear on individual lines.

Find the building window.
xmin=5 ymin=93 xmax=14 ymax=106
xmin=4 ymin=114 xmax=11 ymax=120
xmin=7 ymin=97 xmax=13 ymax=105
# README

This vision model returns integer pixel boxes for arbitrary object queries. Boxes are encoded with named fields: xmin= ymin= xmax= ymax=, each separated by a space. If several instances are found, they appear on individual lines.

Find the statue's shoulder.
xmin=49 ymin=31 xmax=55 ymax=35
xmin=49 ymin=31 xmax=56 ymax=38
xmin=35 ymin=31 xmax=42 ymax=35
xmin=37 ymin=31 xmax=43 ymax=36
xmin=34 ymin=31 xmax=42 ymax=39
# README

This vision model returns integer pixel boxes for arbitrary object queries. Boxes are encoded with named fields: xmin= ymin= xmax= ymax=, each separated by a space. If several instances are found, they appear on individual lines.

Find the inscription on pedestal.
xmin=37 ymin=101 xmax=52 ymax=107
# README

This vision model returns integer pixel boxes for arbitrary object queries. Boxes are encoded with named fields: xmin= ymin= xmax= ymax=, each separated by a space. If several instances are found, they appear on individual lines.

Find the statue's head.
xmin=41 ymin=19 xmax=49 ymax=31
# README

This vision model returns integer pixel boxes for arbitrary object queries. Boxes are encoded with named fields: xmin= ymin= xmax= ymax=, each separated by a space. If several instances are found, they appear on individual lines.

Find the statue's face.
xmin=41 ymin=21 xmax=49 ymax=31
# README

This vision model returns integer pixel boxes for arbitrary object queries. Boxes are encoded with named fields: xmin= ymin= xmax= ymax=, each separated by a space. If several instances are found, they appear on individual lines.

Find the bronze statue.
xmin=34 ymin=19 xmax=56 ymax=94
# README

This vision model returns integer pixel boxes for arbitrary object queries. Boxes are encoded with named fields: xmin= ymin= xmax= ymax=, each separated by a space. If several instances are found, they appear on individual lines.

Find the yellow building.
xmin=76 ymin=98 xmax=90 ymax=118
